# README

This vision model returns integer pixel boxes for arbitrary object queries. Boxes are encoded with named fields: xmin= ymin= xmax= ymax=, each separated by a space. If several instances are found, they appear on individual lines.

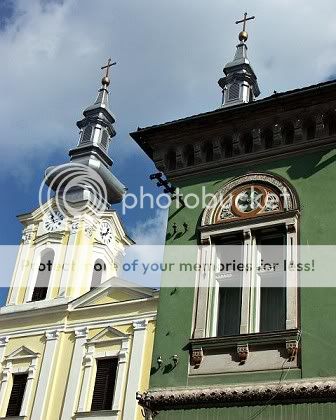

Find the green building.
xmin=131 ymin=15 xmax=336 ymax=420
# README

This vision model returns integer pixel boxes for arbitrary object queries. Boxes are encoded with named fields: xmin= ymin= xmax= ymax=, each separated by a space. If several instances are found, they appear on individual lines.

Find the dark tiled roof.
xmin=131 ymin=79 xmax=336 ymax=137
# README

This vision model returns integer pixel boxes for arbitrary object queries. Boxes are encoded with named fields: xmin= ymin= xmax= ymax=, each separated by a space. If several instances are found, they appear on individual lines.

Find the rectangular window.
xmin=6 ymin=373 xmax=28 ymax=417
xmin=91 ymin=358 xmax=118 ymax=411
xmin=215 ymin=225 xmax=288 ymax=336
xmin=216 ymin=236 xmax=243 ymax=336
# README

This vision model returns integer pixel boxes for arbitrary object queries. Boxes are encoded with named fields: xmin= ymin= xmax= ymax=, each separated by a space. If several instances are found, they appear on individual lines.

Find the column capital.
xmin=75 ymin=327 xmax=88 ymax=339
xmin=45 ymin=329 xmax=60 ymax=341
xmin=133 ymin=319 xmax=148 ymax=331
xmin=0 ymin=337 xmax=9 ymax=347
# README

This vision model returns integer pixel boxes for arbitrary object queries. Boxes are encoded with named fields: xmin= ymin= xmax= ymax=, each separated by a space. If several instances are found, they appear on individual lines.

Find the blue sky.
xmin=1 ymin=0 xmax=336 ymax=304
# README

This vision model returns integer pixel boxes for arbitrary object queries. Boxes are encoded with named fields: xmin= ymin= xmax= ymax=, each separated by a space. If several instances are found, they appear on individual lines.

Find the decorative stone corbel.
xmin=294 ymin=118 xmax=303 ymax=142
xmin=315 ymin=113 xmax=325 ymax=137
xmin=194 ymin=143 xmax=203 ymax=165
xmin=252 ymin=128 xmax=262 ymax=151
xmin=286 ymin=339 xmax=298 ymax=361
xmin=232 ymin=132 xmax=242 ymax=155
xmin=237 ymin=344 xmax=249 ymax=363
xmin=190 ymin=346 xmax=203 ymax=368
xmin=153 ymin=149 xmax=166 ymax=172
xmin=212 ymin=138 xmax=222 ymax=160
xmin=273 ymin=124 xmax=282 ymax=146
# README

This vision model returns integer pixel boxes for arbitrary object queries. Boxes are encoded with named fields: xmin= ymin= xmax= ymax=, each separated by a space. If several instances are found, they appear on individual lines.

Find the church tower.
xmin=6 ymin=59 xmax=132 ymax=307
xmin=0 ymin=61 xmax=158 ymax=420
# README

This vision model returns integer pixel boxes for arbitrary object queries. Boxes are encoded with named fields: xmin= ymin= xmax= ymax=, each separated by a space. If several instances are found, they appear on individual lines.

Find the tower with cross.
xmin=45 ymin=58 xmax=126 ymax=208
xmin=218 ymin=11 xmax=260 ymax=107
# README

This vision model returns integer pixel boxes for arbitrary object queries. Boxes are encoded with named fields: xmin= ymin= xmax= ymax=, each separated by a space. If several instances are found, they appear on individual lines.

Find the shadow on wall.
xmin=287 ymin=150 xmax=336 ymax=180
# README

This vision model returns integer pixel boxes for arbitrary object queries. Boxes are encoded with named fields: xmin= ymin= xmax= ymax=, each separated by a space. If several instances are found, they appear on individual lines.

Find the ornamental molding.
xmin=137 ymin=377 xmax=336 ymax=412
xmin=201 ymin=172 xmax=299 ymax=227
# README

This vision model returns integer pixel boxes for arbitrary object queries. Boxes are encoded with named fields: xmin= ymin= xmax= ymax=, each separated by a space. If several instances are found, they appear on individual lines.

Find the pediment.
xmin=70 ymin=277 xmax=156 ymax=310
xmin=88 ymin=326 xmax=128 ymax=344
xmin=5 ymin=346 xmax=39 ymax=360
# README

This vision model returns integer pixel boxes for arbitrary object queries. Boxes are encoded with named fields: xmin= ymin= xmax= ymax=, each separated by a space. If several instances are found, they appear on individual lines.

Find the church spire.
xmin=218 ymin=12 xmax=260 ymax=107
xmin=44 ymin=58 xmax=126 ymax=210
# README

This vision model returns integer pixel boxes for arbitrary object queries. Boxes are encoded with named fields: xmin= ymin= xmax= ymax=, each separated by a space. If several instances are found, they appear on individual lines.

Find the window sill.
xmin=190 ymin=329 xmax=300 ymax=350
xmin=74 ymin=410 xmax=119 ymax=420
xmin=189 ymin=329 xmax=300 ymax=374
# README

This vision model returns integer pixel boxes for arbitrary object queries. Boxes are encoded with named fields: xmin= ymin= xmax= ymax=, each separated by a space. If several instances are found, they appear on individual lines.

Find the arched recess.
xmin=31 ymin=248 xmax=55 ymax=301
xmin=202 ymin=173 xmax=299 ymax=227
xmin=91 ymin=258 xmax=106 ymax=290
xmin=202 ymin=141 xmax=213 ymax=162
xmin=184 ymin=144 xmax=194 ymax=166
xmin=166 ymin=150 xmax=176 ymax=171
xmin=222 ymin=136 xmax=233 ymax=158
xmin=303 ymin=117 xmax=316 ymax=140
xmin=261 ymin=127 xmax=273 ymax=149
xmin=281 ymin=121 xmax=294 ymax=144
xmin=240 ymin=132 xmax=253 ymax=154
xmin=323 ymin=111 xmax=336 ymax=136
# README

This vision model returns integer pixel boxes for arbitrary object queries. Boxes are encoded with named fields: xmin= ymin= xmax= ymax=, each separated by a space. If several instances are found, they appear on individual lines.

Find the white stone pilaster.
xmin=77 ymin=344 xmax=95 ymax=412
xmin=31 ymin=330 xmax=60 ymax=420
xmin=111 ymin=339 xmax=129 ymax=412
xmin=61 ymin=327 xmax=88 ymax=420
xmin=20 ymin=357 xmax=38 ymax=416
xmin=123 ymin=320 xmax=148 ymax=419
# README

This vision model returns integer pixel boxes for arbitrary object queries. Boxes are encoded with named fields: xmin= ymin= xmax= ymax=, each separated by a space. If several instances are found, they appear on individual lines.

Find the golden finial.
xmin=235 ymin=12 xmax=255 ymax=42
xmin=101 ymin=58 xmax=117 ymax=87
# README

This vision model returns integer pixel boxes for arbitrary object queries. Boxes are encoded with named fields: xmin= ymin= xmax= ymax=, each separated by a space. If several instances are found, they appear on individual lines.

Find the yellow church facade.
xmin=0 ymin=64 xmax=158 ymax=419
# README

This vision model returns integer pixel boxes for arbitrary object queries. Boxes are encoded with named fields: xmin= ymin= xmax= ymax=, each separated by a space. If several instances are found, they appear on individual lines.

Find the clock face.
xmin=44 ymin=210 xmax=65 ymax=232
xmin=99 ymin=221 xmax=114 ymax=244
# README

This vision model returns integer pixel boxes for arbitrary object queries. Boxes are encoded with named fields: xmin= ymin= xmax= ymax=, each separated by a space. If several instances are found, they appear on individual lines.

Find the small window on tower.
xmin=228 ymin=83 xmax=240 ymax=100
xmin=101 ymin=130 xmax=109 ymax=149
xmin=81 ymin=126 xmax=93 ymax=144
xmin=31 ymin=249 xmax=55 ymax=302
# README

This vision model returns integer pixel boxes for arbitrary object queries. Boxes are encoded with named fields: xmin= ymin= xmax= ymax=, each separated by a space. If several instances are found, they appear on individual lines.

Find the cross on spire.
xmin=235 ymin=12 xmax=255 ymax=31
xmin=101 ymin=58 xmax=116 ymax=79
xmin=235 ymin=12 xmax=255 ymax=42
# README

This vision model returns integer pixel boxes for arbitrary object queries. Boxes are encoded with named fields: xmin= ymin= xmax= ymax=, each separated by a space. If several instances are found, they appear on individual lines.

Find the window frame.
xmin=207 ymin=220 xmax=295 ymax=338
xmin=194 ymin=213 xmax=299 ymax=340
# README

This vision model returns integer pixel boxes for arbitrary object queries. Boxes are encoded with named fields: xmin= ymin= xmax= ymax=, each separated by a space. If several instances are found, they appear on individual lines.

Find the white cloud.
xmin=130 ymin=209 xmax=168 ymax=246
xmin=1 ymin=0 xmax=336 ymax=178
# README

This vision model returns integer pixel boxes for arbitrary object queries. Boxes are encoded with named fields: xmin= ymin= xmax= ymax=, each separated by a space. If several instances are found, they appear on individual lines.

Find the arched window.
xmin=31 ymin=249 xmax=55 ymax=302
xmin=91 ymin=259 xmax=106 ymax=290
xmin=303 ymin=117 xmax=316 ymax=140
xmin=262 ymin=128 xmax=273 ymax=149
xmin=281 ymin=121 xmax=294 ymax=144
xmin=166 ymin=150 xmax=176 ymax=171
xmin=202 ymin=141 xmax=213 ymax=162
xmin=196 ymin=174 xmax=299 ymax=342
xmin=241 ymin=133 xmax=253 ymax=154
xmin=184 ymin=145 xmax=194 ymax=166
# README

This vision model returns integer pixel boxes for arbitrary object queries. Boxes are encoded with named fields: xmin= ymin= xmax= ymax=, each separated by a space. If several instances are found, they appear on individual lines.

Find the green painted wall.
xmin=155 ymin=402 xmax=336 ymax=420
xmin=150 ymin=148 xmax=336 ymax=389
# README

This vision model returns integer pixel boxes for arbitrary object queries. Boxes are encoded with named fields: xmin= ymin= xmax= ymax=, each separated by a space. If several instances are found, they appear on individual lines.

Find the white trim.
xmin=61 ymin=327 xmax=88 ymax=420
xmin=197 ymin=216 xmax=299 ymax=338
xmin=30 ymin=330 xmax=60 ymax=420
xmin=0 ymin=344 xmax=38 ymax=418
xmin=77 ymin=334 xmax=129 ymax=414
xmin=123 ymin=320 xmax=148 ymax=419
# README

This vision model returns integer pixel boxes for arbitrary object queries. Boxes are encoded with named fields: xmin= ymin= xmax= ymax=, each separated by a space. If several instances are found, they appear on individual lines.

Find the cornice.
xmin=137 ymin=377 xmax=336 ymax=411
